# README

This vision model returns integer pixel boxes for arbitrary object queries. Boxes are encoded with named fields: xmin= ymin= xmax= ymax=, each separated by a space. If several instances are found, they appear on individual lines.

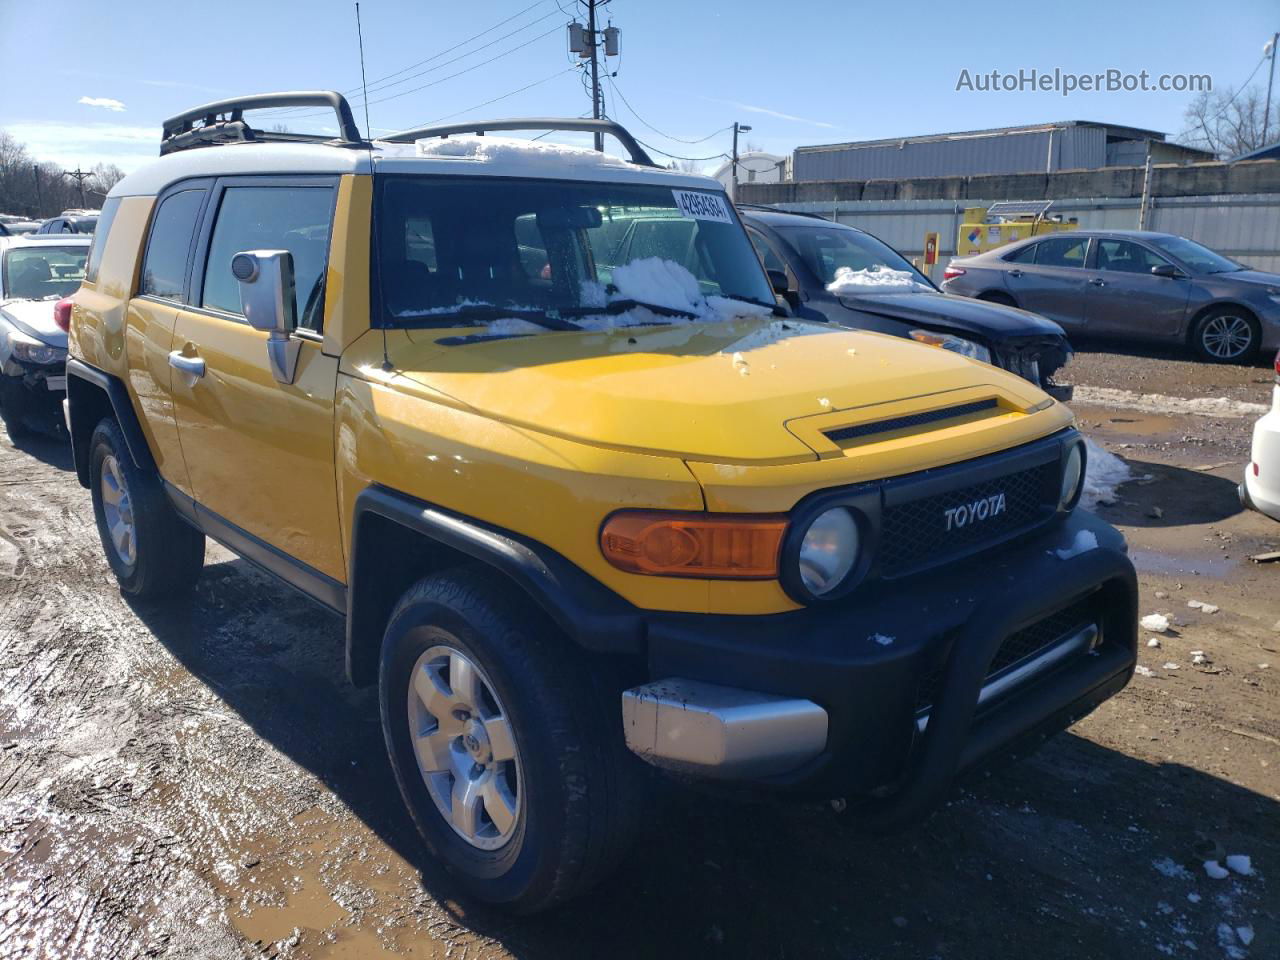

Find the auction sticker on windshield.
xmin=672 ymin=190 xmax=733 ymax=223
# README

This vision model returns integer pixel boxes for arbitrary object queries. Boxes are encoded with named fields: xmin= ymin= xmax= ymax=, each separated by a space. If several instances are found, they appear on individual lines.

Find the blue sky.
xmin=0 ymin=0 xmax=1275 ymax=173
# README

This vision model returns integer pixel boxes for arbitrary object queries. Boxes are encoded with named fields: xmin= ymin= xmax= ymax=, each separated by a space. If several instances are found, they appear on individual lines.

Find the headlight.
xmin=1060 ymin=442 xmax=1085 ymax=510
xmin=797 ymin=507 xmax=860 ymax=596
xmin=909 ymin=329 xmax=992 ymax=364
xmin=9 ymin=335 xmax=65 ymax=366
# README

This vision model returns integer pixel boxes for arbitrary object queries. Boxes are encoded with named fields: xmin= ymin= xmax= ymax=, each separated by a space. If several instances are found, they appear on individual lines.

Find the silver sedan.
xmin=942 ymin=230 xmax=1280 ymax=363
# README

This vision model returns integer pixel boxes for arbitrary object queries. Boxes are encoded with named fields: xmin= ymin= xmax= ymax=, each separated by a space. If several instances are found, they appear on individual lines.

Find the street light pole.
xmin=732 ymin=122 xmax=752 ymax=199
xmin=1264 ymin=32 xmax=1279 ymax=145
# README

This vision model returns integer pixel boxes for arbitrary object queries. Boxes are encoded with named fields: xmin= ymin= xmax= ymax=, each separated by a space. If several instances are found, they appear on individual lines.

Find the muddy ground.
xmin=1 ymin=339 xmax=1278 ymax=960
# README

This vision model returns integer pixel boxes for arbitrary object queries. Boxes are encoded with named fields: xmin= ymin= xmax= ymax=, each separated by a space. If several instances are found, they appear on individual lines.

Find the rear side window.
xmin=1003 ymin=243 xmax=1038 ymax=264
xmin=1032 ymin=237 xmax=1088 ymax=268
xmin=201 ymin=185 xmax=336 ymax=330
xmin=141 ymin=189 xmax=206 ymax=300
xmin=84 ymin=197 xmax=121 ymax=283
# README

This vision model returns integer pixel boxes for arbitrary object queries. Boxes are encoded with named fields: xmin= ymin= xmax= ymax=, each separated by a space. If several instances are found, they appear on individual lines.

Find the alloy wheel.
xmin=407 ymin=641 xmax=522 ymax=850
xmin=1201 ymin=314 xmax=1254 ymax=360
xmin=99 ymin=454 xmax=136 ymax=566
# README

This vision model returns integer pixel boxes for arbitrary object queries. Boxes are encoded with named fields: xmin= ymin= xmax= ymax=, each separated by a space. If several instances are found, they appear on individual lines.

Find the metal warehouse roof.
xmin=794 ymin=120 xmax=1174 ymax=155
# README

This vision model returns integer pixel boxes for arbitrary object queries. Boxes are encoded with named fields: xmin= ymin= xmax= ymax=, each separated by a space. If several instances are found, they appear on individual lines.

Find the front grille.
xmin=914 ymin=596 xmax=1097 ymax=714
xmin=878 ymin=461 xmax=1056 ymax=579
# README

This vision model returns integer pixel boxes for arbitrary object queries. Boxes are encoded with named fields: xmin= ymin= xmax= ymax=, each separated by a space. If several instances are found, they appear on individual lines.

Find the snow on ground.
xmin=1073 ymin=386 xmax=1268 ymax=420
xmin=1081 ymin=437 xmax=1133 ymax=509
xmin=415 ymin=134 xmax=629 ymax=168
xmin=1141 ymin=614 xmax=1171 ymax=633
xmin=825 ymin=265 xmax=931 ymax=295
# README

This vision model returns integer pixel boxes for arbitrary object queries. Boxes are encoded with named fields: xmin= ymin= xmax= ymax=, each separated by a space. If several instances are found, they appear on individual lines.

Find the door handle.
xmin=1089 ymin=278 xmax=1106 ymax=286
xmin=168 ymin=350 xmax=206 ymax=379
xmin=1008 ymin=269 xmax=1023 ymax=278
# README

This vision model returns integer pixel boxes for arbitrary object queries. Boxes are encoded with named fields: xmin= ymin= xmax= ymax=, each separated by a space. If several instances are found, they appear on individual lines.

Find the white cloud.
xmin=3 ymin=121 xmax=157 ymax=173
xmin=700 ymin=96 xmax=839 ymax=130
xmin=78 ymin=96 xmax=127 ymax=112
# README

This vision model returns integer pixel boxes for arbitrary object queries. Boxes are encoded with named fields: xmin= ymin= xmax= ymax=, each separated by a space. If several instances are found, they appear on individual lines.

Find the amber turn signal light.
xmin=600 ymin=511 xmax=787 ymax=579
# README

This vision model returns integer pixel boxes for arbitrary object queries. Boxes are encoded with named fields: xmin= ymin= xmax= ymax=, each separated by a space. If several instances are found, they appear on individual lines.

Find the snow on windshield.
xmin=415 ymin=134 xmax=631 ymax=169
xmin=825 ymin=265 xmax=930 ymax=295
xmin=575 ymin=257 xmax=772 ymax=331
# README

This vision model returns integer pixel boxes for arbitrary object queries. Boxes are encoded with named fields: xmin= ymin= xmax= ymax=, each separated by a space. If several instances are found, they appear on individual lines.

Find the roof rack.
xmin=381 ymin=118 xmax=657 ymax=168
xmin=160 ymin=91 xmax=364 ymax=156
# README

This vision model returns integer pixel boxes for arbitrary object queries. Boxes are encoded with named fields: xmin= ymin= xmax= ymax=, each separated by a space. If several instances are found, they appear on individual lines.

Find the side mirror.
xmin=1151 ymin=263 xmax=1182 ymax=279
xmin=231 ymin=249 xmax=301 ymax=384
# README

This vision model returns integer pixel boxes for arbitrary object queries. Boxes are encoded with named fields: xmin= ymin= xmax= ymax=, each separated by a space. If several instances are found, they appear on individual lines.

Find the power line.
xmin=263 ymin=24 xmax=565 ymax=122
xmin=606 ymin=76 xmax=730 ymax=144
xmin=405 ymin=67 xmax=577 ymax=129
xmin=631 ymin=135 xmax=728 ymax=163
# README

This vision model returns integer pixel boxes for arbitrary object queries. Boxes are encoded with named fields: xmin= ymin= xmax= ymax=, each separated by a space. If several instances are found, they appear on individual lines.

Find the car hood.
xmin=393 ymin=317 xmax=1048 ymax=464
xmin=1213 ymin=269 xmax=1280 ymax=289
xmin=0 ymin=298 xmax=66 ymax=348
xmin=834 ymin=289 xmax=1066 ymax=341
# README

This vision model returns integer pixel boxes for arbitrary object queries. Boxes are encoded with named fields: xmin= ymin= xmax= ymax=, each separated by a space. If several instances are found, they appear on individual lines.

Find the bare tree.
xmin=90 ymin=162 xmax=126 ymax=197
xmin=0 ymin=130 xmax=108 ymax=217
xmin=1179 ymin=86 xmax=1280 ymax=159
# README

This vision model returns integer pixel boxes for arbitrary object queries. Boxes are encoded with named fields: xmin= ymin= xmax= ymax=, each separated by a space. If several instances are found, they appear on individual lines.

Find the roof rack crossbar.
xmin=160 ymin=91 xmax=363 ymax=155
xmin=381 ymin=118 xmax=657 ymax=167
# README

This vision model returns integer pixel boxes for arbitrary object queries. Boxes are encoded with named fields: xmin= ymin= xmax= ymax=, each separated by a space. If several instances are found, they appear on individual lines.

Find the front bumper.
xmin=1241 ymin=386 xmax=1280 ymax=522
xmin=0 ymin=361 xmax=67 ymax=429
xmin=624 ymin=509 xmax=1136 ymax=828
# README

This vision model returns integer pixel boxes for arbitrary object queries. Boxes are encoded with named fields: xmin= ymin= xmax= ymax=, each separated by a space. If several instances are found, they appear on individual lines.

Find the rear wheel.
xmin=379 ymin=570 xmax=645 ymax=913
xmin=1191 ymin=307 xmax=1259 ymax=363
xmin=89 ymin=418 xmax=205 ymax=599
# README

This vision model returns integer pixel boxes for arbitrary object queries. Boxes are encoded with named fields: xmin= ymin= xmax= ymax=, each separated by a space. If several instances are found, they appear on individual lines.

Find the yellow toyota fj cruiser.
xmin=66 ymin=92 xmax=1137 ymax=913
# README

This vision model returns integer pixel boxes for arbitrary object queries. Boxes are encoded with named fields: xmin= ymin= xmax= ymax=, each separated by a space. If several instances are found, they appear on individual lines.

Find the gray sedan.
xmin=942 ymin=230 xmax=1280 ymax=363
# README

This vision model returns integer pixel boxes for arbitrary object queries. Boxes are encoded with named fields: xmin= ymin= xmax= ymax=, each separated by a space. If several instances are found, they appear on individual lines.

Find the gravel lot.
xmin=2 ymin=341 xmax=1277 ymax=960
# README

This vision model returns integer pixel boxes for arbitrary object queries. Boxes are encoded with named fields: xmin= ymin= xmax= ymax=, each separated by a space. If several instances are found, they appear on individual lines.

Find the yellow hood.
xmin=394 ymin=318 xmax=1049 ymax=464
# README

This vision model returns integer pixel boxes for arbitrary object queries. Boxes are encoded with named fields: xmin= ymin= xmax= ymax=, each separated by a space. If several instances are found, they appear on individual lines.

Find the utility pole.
xmin=64 ymin=167 xmax=91 ymax=208
xmin=731 ymin=122 xmax=752 ymax=199
xmin=568 ymin=2 xmax=619 ymax=152
xmin=1264 ymin=32 xmax=1279 ymax=145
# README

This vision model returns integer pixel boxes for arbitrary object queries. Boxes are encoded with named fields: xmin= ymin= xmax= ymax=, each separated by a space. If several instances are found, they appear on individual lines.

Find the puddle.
xmin=1129 ymin=547 xmax=1239 ymax=578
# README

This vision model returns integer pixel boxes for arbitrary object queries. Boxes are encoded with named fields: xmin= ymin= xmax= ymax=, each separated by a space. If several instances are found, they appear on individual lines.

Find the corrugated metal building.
xmin=792 ymin=121 xmax=1212 ymax=182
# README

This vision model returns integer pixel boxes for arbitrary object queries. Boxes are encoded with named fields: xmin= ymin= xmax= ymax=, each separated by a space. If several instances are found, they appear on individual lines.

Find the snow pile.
xmin=869 ymin=633 xmax=895 ymax=646
xmin=574 ymin=258 xmax=772 ymax=331
xmin=1072 ymin=386 xmax=1268 ymax=420
xmin=415 ymin=134 xmax=629 ymax=169
xmin=1204 ymin=860 xmax=1230 ymax=879
xmin=1053 ymin=529 xmax=1097 ymax=560
xmin=1134 ymin=665 xmax=1156 ymax=677
xmin=1187 ymin=599 xmax=1220 ymax=614
xmin=1147 ymin=637 xmax=1162 ymax=648
xmin=1080 ymin=438 xmax=1132 ymax=509
xmin=1225 ymin=854 xmax=1253 ymax=876
xmin=1152 ymin=857 xmax=1192 ymax=880
xmin=826 ymin=265 xmax=930 ymax=295
xmin=1141 ymin=613 xmax=1171 ymax=633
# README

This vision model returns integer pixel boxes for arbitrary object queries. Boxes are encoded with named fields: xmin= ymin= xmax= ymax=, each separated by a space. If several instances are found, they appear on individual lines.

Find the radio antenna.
xmin=354 ymin=2 xmax=372 ymax=139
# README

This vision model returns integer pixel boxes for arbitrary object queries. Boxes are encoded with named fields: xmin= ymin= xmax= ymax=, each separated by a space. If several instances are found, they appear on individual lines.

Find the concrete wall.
xmin=738 ymin=160 xmax=1280 ymax=275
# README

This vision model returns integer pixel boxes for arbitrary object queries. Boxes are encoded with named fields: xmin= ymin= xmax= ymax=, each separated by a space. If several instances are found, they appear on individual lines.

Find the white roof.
xmin=0 ymin=234 xmax=93 ymax=250
xmin=110 ymin=136 xmax=724 ymax=198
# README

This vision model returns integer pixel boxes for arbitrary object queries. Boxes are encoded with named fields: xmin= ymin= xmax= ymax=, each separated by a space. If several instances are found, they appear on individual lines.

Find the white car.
xmin=0 ymin=234 xmax=90 ymax=436
xmin=1241 ymin=348 xmax=1280 ymax=521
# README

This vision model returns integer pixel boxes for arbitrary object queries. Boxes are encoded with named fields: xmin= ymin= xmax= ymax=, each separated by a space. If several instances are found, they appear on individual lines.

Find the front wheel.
xmin=89 ymin=418 xmax=205 ymax=599
xmin=379 ymin=570 xmax=645 ymax=913
xmin=1191 ymin=308 xmax=1260 ymax=363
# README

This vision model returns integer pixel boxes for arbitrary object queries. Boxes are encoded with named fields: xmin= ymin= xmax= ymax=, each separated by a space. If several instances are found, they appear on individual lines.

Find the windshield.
xmin=2 ymin=244 xmax=88 ymax=299
xmin=776 ymin=223 xmax=934 ymax=290
xmin=1149 ymin=235 xmax=1240 ymax=274
xmin=374 ymin=177 xmax=774 ymax=326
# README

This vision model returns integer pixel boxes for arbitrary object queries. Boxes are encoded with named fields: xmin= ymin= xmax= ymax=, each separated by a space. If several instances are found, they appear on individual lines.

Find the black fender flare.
xmin=345 ymin=485 xmax=645 ymax=686
xmin=65 ymin=357 xmax=157 ymax=487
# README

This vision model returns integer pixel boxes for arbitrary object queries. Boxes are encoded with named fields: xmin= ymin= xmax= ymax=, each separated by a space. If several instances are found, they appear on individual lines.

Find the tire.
xmin=379 ymin=569 xmax=646 ymax=913
xmin=0 ymin=378 xmax=33 ymax=440
xmin=1190 ymin=307 xmax=1260 ymax=363
xmin=977 ymin=290 xmax=1018 ymax=308
xmin=88 ymin=417 xmax=205 ymax=599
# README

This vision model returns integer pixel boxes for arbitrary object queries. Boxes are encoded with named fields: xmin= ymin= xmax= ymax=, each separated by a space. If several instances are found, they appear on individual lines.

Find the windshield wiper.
xmin=400 ymin=303 xmax=580 ymax=331
xmin=559 ymin=298 xmax=699 ymax=320
xmin=720 ymin=293 xmax=779 ymax=310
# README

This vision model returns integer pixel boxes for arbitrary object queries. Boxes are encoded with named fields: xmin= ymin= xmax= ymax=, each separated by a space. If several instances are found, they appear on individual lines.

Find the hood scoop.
xmin=824 ymin=398 xmax=1000 ymax=444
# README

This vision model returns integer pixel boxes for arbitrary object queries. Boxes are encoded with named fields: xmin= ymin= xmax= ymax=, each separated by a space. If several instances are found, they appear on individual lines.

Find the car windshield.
xmin=374 ymin=177 xmax=774 ymax=327
xmin=2 ymin=245 xmax=88 ymax=299
xmin=1148 ymin=235 xmax=1240 ymax=274
xmin=774 ymin=223 xmax=932 ymax=290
